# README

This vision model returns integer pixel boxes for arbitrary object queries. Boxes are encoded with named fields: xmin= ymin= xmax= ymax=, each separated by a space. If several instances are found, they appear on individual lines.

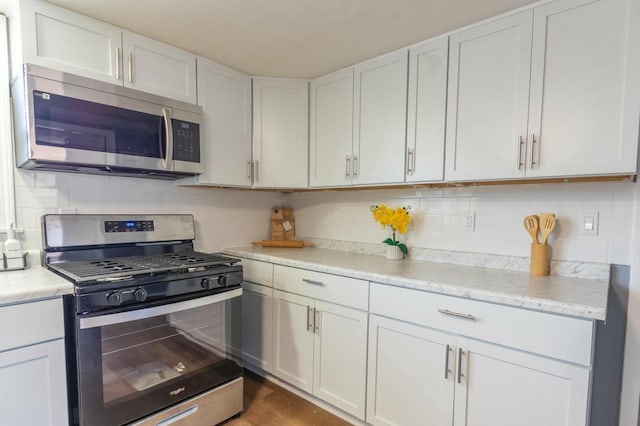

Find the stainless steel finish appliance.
xmin=43 ymin=214 xmax=243 ymax=426
xmin=12 ymin=64 xmax=203 ymax=179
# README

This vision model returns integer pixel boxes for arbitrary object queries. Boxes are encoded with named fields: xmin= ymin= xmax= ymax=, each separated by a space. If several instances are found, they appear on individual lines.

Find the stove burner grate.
xmin=49 ymin=252 xmax=238 ymax=283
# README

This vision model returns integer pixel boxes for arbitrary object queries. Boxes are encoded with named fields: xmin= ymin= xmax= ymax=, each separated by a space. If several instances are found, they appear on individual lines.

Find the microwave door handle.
xmin=79 ymin=288 xmax=242 ymax=329
xmin=161 ymin=108 xmax=173 ymax=170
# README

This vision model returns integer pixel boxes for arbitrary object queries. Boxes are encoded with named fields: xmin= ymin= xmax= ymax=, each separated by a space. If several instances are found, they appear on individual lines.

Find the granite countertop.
xmin=0 ymin=266 xmax=74 ymax=305
xmin=224 ymin=247 xmax=609 ymax=321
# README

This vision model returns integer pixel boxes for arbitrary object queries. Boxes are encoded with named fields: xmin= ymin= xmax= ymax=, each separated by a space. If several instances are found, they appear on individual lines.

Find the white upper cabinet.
xmin=13 ymin=0 xmax=121 ymax=84
xmin=406 ymin=37 xmax=449 ymax=183
xmin=309 ymin=67 xmax=354 ymax=187
xmin=192 ymin=58 xmax=252 ymax=186
xmin=445 ymin=12 xmax=533 ymax=181
xmin=122 ymin=32 xmax=197 ymax=104
xmin=9 ymin=0 xmax=197 ymax=103
xmin=526 ymin=0 xmax=638 ymax=177
xmin=446 ymin=0 xmax=639 ymax=181
xmin=353 ymin=50 xmax=409 ymax=185
xmin=252 ymin=78 xmax=309 ymax=188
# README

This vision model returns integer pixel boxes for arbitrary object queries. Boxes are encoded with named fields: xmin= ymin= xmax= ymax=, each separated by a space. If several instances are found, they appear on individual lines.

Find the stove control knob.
xmin=133 ymin=287 xmax=147 ymax=302
xmin=106 ymin=291 xmax=122 ymax=306
xmin=218 ymin=275 xmax=228 ymax=287
xmin=201 ymin=277 xmax=215 ymax=290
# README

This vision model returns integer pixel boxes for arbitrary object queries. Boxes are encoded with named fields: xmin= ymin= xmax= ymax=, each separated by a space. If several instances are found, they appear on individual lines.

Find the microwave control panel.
xmin=172 ymin=120 xmax=200 ymax=163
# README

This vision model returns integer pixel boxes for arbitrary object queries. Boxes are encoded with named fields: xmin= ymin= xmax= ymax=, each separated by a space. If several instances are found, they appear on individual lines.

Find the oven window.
xmin=76 ymin=296 xmax=242 ymax=426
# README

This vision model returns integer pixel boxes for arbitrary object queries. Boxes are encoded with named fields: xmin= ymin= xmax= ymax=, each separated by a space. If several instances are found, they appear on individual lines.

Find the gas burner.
xmin=48 ymin=251 xmax=239 ymax=285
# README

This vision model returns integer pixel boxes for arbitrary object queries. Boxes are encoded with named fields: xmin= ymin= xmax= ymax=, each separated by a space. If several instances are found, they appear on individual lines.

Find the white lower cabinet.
xmin=453 ymin=337 xmax=590 ymax=426
xmin=368 ymin=283 xmax=594 ymax=426
xmin=0 ymin=298 xmax=68 ymax=426
xmin=367 ymin=315 xmax=454 ymax=426
xmin=273 ymin=285 xmax=368 ymax=419
xmin=239 ymin=258 xmax=274 ymax=372
xmin=242 ymin=281 xmax=274 ymax=372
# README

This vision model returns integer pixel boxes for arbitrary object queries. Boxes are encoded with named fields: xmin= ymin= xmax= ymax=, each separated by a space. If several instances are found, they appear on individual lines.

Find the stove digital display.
xmin=105 ymin=220 xmax=155 ymax=233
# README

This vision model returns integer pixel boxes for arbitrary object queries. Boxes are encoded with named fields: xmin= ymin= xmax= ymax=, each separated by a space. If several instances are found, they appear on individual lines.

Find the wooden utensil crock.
xmin=530 ymin=243 xmax=550 ymax=276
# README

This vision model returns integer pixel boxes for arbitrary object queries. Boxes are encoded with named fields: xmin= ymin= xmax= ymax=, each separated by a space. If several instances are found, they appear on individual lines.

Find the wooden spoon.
xmin=523 ymin=215 xmax=540 ymax=243
xmin=539 ymin=213 xmax=556 ymax=244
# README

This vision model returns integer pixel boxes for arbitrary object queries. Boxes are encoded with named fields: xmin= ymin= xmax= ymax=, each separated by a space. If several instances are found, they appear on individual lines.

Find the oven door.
xmin=74 ymin=289 xmax=242 ymax=426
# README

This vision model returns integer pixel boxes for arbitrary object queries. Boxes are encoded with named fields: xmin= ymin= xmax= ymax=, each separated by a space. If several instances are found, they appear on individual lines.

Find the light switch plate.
xmin=581 ymin=211 xmax=599 ymax=235
xmin=464 ymin=212 xmax=475 ymax=231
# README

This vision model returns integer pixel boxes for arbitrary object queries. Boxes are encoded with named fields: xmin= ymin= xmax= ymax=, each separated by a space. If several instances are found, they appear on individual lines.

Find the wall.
xmin=11 ymin=169 xmax=286 ymax=254
xmin=290 ymin=180 xmax=638 ymax=265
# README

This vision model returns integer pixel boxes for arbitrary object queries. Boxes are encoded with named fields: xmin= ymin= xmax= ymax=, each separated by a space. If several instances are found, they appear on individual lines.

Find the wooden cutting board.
xmin=251 ymin=240 xmax=313 ymax=248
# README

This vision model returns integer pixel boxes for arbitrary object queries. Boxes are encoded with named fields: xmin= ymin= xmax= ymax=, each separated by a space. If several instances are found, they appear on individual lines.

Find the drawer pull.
xmin=457 ymin=348 xmax=464 ymax=384
xmin=302 ymin=278 xmax=324 ymax=286
xmin=306 ymin=305 xmax=313 ymax=331
xmin=437 ymin=309 xmax=476 ymax=321
xmin=444 ymin=344 xmax=451 ymax=379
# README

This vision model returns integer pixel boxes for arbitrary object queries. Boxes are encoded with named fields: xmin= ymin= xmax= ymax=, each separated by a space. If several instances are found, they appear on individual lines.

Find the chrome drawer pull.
xmin=302 ymin=278 xmax=324 ymax=286
xmin=437 ymin=309 xmax=476 ymax=321
xmin=444 ymin=344 xmax=451 ymax=379
xmin=457 ymin=348 xmax=464 ymax=384
xmin=306 ymin=305 xmax=313 ymax=331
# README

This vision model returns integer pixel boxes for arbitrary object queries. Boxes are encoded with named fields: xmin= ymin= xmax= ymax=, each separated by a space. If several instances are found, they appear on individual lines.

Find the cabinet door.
xmin=453 ymin=337 xmax=590 ymax=426
xmin=252 ymin=78 xmax=309 ymax=188
xmin=313 ymin=301 xmax=367 ymax=419
xmin=123 ymin=32 xmax=197 ymax=103
xmin=273 ymin=290 xmax=314 ymax=392
xmin=309 ymin=67 xmax=354 ymax=187
xmin=353 ymin=50 xmax=408 ymax=185
xmin=18 ymin=0 xmax=121 ymax=84
xmin=526 ymin=0 xmax=638 ymax=177
xmin=242 ymin=282 xmax=273 ymax=372
xmin=0 ymin=339 xmax=68 ymax=426
xmin=367 ymin=315 xmax=455 ymax=426
xmin=196 ymin=58 xmax=252 ymax=186
xmin=445 ymin=12 xmax=533 ymax=181
xmin=406 ymin=37 xmax=448 ymax=183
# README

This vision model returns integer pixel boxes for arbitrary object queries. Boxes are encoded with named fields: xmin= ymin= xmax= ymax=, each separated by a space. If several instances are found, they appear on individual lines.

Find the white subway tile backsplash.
xmin=15 ymin=186 xmax=69 ymax=209
xmin=290 ymin=181 xmax=639 ymax=265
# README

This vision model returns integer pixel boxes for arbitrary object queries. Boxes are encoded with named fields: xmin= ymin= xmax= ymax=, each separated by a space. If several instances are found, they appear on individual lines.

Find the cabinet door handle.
xmin=444 ymin=344 xmax=451 ymax=379
xmin=517 ymin=136 xmax=524 ymax=170
xmin=306 ymin=305 xmax=313 ymax=331
xmin=407 ymin=147 xmax=414 ymax=175
xmin=530 ymin=133 xmax=537 ymax=169
xmin=314 ymin=308 xmax=320 ymax=334
xmin=254 ymin=160 xmax=259 ymax=183
xmin=457 ymin=348 xmax=464 ymax=384
xmin=437 ymin=309 xmax=476 ymax=321
xmin=345 ymin=155 xmax=351 ymax=179
xmin=353 ymin=155 xmax=359 ymax=178
xmin=115 ymin=47 xmax=121 ymax=80
xmin=247 ymin=161 xmax=252 ymax=180
xmin=302 ymin=278 xmax=324 ymax=286
xmin=128 ymin=51 xmax=133 ymax=83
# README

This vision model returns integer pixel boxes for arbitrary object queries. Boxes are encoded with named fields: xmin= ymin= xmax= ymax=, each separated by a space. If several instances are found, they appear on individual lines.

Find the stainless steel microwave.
xmin=11 ymin=64 xmax=203 ymax=179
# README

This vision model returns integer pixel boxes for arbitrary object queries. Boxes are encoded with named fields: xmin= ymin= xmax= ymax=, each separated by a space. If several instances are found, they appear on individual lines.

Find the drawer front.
xmin=370 ymin=283 xmax=594 ymax=366
xmin=241 ymin=258 xmax=273 ymax=287
xmin=274 ymin=265 xmax=369 ymax=310
xmin=0 ymin=298 xmax=64 ymax=352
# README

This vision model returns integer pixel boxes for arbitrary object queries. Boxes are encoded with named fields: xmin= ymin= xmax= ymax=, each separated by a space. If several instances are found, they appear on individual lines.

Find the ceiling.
xmin=46 ymin=0 xmax=538 ymax=79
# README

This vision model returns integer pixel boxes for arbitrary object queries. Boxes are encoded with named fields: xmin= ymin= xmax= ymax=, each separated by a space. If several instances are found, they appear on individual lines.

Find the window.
xmin=0 ymin=14 xmax=15 ymax=230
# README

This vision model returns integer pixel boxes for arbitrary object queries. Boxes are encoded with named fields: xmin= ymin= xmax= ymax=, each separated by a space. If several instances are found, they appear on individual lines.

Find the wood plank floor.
xmin=222 ymin=371 xmax=353 ymax=425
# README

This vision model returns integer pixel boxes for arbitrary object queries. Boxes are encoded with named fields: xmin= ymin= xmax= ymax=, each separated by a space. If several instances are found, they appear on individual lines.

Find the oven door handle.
xmin=79 ymin=288 xmax=242 ymax=329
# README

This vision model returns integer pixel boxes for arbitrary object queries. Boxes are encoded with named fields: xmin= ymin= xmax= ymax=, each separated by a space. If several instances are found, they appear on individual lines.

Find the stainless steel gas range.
xmin=43 ymin=214 xmax=243 ymax=426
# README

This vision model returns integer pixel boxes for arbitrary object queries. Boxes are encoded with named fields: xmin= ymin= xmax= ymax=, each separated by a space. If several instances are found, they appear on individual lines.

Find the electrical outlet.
xmin=464 ymin=212 xmax=475 ymax=231
xmin=581 ymin=211 xmax=599 ymax=235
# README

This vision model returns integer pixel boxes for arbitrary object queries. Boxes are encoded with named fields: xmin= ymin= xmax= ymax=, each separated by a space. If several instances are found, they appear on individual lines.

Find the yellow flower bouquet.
xmin=370 ymin=204 xmax=411 ymax=255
